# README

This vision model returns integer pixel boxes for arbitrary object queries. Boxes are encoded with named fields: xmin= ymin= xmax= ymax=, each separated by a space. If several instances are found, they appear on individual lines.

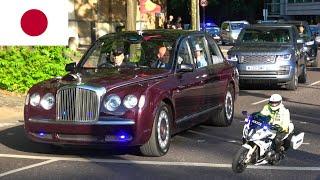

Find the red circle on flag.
xmin=20 ymin=9 xmax=48 ymax=36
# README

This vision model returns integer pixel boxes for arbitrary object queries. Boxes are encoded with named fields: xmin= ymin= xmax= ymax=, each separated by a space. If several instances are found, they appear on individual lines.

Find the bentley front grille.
xmin=239 ymin=55 xmax=276 ymax=64
xmin=56 ymin=87 xmax=100 ymax=122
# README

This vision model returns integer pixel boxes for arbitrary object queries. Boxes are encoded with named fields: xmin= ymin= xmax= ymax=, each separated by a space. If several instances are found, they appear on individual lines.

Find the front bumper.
xmin=235 ymin=61 xmax=295 ymax=84
xmin=24 ymin=117 xmax=138 ymax=146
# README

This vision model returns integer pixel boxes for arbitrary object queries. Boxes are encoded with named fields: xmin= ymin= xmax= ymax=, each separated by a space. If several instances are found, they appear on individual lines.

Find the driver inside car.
xmin=259 ymin=94 xmax=291 ymax=156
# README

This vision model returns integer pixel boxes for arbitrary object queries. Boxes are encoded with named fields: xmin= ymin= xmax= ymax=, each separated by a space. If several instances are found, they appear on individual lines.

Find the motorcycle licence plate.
xmin=246 ymin=65 xmax=267 ymax=71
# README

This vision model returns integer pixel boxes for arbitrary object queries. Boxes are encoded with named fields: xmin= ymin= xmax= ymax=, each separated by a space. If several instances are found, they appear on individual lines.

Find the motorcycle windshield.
xmin=249 ymin=115 xmax=270 ymax=129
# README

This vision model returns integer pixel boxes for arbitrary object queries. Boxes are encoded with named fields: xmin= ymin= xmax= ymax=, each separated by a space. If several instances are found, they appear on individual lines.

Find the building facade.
xmin=67 ymin=0 xmax=166 ymax=49
xmin=265 ymin=0 xmax=320 ymax=23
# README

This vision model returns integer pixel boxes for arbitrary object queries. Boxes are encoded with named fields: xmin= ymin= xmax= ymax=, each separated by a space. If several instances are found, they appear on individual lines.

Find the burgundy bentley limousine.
xmin=24 ymin=30 xmax=239 ymax=156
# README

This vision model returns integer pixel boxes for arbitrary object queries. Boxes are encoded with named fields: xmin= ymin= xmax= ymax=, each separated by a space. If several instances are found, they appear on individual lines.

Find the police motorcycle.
xmin=232 ymin=111 xmax=305 ymax=173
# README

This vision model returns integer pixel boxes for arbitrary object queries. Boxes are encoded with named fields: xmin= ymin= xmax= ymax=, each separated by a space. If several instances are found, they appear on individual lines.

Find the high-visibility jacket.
xmin=260 ymin=104 xmax=290 ymax=133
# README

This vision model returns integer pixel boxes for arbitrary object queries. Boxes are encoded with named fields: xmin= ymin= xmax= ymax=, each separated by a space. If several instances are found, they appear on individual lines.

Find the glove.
xmin=270 ymin=124 xmax=283 ymax=132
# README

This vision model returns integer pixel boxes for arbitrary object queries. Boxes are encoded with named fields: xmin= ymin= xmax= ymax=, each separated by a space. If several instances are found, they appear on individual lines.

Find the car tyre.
xmin=312 ymin=50 xmax=319 ymax=67
xmin=286 ymin=67 xmax=298 ymax=90
xmin=140 ymin=102 xmax=171 ymax=157
xmin=207 ymin=85 xmax=234 ymax=126
xmin=298 ymin=64 xmax=307 ymax=83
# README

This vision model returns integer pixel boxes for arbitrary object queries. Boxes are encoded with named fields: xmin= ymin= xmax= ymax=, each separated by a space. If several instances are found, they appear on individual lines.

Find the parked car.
xmin=221 ymin=20 xmax=249 ymax=45
xmin=279 ymin=20 xmax=318 ymax=67
xmin=24 ymin=30 xmax=239 ymax=156
xmin=227 ymin=24 xmax=307 ymax=90
xmin=310 ymin=25 xmax=320 ymax=45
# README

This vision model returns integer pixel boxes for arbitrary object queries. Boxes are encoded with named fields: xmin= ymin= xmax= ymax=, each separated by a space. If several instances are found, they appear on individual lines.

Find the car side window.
xmin=189 ymin=36 xmax=210 ymax=69
xmin=176 ymin=38 xmax=193 ymax=67
xmin=222 ymin=23 xmax=228 ymax=31
xmin=83 ymin=43 xmax=102 ymax=68
xmin=206 ymin=35 xmax=224 ymax=64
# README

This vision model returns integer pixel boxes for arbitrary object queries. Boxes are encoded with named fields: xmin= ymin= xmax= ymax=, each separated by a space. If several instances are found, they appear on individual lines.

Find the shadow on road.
xmin=0 ymin=125 xmax=141 ymax=157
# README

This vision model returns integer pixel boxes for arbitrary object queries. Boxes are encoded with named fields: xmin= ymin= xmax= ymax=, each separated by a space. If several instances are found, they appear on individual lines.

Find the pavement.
xmin=0 ymin=90 xmax=24 ymax=122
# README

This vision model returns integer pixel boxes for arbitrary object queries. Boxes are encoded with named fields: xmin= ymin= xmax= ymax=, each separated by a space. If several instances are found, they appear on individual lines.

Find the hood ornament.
xmin=70 ymin=73 xmax=82 ymax=84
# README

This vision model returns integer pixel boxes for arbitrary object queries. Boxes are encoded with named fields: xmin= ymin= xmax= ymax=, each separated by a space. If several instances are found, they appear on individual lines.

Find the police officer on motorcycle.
xmin=260 ymin=94 xmax=290 ymax=156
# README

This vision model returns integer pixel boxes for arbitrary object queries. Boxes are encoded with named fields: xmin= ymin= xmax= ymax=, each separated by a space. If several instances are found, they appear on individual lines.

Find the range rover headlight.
xmin=30 ymin=93 xmax=40 ymax=107
xmin=276 ymin=54 xmax=291 ymax=61
xmin=104 ymin=94 xmax=121 ymax=111
xmin=123 ymin=95 xmax=138 ymax=109
xmin=40 ymin=93 xmax=55 ymax=110
xmin=306 ymin=40 xmax=314 ymax=46
xmin=227 ymin=55 xmax=238 ymax=62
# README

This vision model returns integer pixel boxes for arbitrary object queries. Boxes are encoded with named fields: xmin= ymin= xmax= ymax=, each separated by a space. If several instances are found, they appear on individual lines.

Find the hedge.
xmin=0 ymin=46 xmax=75 ymax=93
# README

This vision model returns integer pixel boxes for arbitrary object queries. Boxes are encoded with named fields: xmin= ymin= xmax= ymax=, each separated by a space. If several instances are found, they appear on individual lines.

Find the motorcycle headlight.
xmin=227 ymin=55 xmax=238 ymax=62
xmin=123 ymin=95 xmax=138 ymax=109
xmin=40 ymin=93 xmax=55 ymax=110
xmin=30 ymin=93 xmax=40 ymax=107
xmin=104 ymin=94 xmax=121 ymax=112
xmin=276 ymin=54 xmax=291 ymax=61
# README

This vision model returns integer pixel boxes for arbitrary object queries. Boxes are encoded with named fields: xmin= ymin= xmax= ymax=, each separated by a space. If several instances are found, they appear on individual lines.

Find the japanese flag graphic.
xmin=0 ymin=0 xmax=68 ymax=46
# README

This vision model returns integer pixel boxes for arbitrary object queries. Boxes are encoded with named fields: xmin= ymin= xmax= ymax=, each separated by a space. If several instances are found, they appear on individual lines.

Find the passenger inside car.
xmin=194 ymin=44 xmax=208 ymax=68
xmin=152 ymin=46 xmax=171 ymax=69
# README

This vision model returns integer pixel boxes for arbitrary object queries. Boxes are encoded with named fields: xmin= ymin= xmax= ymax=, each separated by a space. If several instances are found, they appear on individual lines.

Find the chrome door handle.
xmin=201 ymin=74 xmax=208 ymax=78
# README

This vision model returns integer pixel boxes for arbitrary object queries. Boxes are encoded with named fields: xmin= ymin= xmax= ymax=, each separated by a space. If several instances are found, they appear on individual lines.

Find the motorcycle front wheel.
xmin=232 ymin=147 xmax=250 ymax=173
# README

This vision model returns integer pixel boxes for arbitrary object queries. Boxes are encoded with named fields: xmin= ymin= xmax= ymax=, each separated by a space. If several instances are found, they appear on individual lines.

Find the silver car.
xmin=227 ymin=24 xmax=307 ymax=90
xmin=221 ymin=20 xmax=249 ymax=45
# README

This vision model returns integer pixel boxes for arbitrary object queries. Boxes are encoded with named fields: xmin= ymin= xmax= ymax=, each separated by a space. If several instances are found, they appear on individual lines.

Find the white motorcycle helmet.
xmin=269 ymin=94 xmax=282 ymax=111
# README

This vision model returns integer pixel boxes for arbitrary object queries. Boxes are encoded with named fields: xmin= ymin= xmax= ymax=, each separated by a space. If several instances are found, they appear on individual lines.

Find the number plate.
xmin=246 ymin=65 xmax=267 ymax=71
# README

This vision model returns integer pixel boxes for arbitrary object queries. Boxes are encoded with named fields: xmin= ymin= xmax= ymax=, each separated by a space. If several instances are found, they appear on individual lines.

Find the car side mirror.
xmin=297 ymin=38 xmax=305 ymax=44
xmin=178 ymin=64 xmax=194 ymax=72
xmin=65 ymin=62 xmax=76 ymax=72
xmin=242 ymin=111 xmax=248 ymax=116
xmin=226 ymin=28 xmax=230 ymax=32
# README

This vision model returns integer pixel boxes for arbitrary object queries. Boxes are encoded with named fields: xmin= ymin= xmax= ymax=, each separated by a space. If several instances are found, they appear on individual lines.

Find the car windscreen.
xmin=80 ymin=33 xmax=176 ymax=69
xmin=230 ymin=23 xmax=247 ymax=30
xmin=206 ymin=27 xmax=220 ymax=35
xmin=239 ymin=28 xmax=291 ymax=44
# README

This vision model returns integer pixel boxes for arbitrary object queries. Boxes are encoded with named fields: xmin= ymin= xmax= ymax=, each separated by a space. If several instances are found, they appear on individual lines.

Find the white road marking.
xmin=299 ymin=121 xmax=308 ymax=124
xmin=251 ymin=99 xmax=269 ymax=105
xmin=0 ymin=154 xmax=319 ymax=171
xmin=302 ymin=143 xmax=310 ymax=145
xmin=0 ymin=159 xmax=58 ymax=178
xmin=227 ymin=140 xmax=237 ymax=143
xmin=309 ymin=80 xmax=320 ymax=86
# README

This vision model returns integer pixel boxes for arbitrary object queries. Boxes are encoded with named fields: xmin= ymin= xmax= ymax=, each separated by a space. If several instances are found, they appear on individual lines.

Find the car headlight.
xmin=276 ymin=54 xmax=291 ymax=61
xmin=306 ymin=40 xmax=314 ymax=46
xmin=104 ymin=94 xmax=121 ymax=111
xmin=25 ymin=93 xmax=30 ymax=105
xmin=30 ymin=93 xmax=40 ymax=107
xmin=40 ymin=93 xmax=55 ymax=110
xmin=227 ymin=55 xmax=238 ymax=62
xmin=231 ymin=33 xmax=238 ymax=40
xmin=123 ymin=95 xmax=138 ymax=109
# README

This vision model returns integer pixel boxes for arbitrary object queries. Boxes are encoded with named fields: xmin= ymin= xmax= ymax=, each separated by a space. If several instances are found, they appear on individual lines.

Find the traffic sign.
xmin=200 ymin=0 xmax=208 ymax=7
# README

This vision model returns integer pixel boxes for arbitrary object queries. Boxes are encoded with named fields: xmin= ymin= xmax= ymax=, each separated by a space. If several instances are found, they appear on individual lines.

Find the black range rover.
xmin=227 ymin=24 xmax=307 ymax=90
xmin=279 ymin=20 xmax=318 ymax=67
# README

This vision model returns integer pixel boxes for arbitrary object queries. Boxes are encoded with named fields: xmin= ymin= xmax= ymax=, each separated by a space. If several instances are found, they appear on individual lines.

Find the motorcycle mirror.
xmin=242 ymin=111 xmax=248 ymax=116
